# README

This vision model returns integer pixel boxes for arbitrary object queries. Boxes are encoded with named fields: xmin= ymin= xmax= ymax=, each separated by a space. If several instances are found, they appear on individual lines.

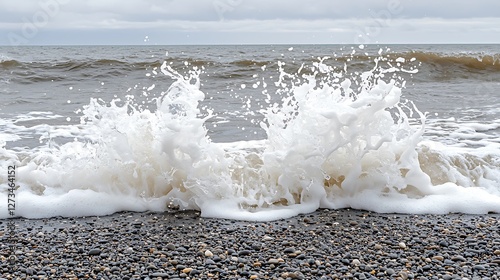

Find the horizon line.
xmin=2 ymin=42 xmax=500 ymax=47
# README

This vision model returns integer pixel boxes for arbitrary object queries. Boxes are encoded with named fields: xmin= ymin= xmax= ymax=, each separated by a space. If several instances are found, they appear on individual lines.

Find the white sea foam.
xmin=1 ymin=54 xmax=500 ymax=221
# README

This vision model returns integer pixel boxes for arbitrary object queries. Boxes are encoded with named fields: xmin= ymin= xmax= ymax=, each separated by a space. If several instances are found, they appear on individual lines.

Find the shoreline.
xmin=1 ymin=209 xmax=499 ymax=279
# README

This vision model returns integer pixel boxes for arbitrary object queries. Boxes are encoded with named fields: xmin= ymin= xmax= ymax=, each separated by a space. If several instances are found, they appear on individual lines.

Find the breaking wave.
xmin=1 ymin=50 xmax=500 ymax=221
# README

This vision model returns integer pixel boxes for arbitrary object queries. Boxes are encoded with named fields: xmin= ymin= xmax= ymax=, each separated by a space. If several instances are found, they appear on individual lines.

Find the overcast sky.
xmin=1 ymin=0 xmax=499 ymax=45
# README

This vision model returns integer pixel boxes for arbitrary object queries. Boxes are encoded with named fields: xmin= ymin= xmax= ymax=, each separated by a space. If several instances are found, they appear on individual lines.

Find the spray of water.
xmin=1 ymin=50 xmax=500 ymax=220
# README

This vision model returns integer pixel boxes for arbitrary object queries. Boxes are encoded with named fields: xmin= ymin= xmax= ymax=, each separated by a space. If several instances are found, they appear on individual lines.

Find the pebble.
xmin=386 ymin=268 xmax=395 ymax=275
xmin=182 ymin=268 xmax=193 ymax=274
xmin=438 ymin=240 xmax=449 ymax=247
xmin=88 ymin=249 xmax=101 ymax=256
xmin=473 ymin=265 xmax=486 ymax=270
xmin=124 ymin=247 xmax=134 ymax=254
xmin=432 ymin=256 xmax=444 ymax=262
xmin=151 ymin=273 xmax=169 ymax=277
xmin=238 ymin=250 xmax=251 ymax=256
xmin=284 ymin=247 xmax=295 ymax=253
xmin=287 ymin=272 xmax=302 ymax=279
xmin=5 ymin=209 xmax=499 ymax=279
xmin=204 ymin=250 xmax=213 ymax=257
xmin=268 ymin=258 xmax=280 ymax=265
xmin=451 ymin=255 xmax=466 ymax=262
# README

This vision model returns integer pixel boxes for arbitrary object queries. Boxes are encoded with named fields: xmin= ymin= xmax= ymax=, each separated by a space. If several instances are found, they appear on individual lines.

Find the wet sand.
xmin=1 ymin=209 xmax=499 ymax=279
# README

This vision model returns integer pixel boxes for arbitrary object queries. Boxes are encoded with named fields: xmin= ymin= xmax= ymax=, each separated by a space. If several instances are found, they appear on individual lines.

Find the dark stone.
xmin=88 ymin=249 xmax=101 ymax=256
xmin=238 ymin=250 xmax=251 ymax=256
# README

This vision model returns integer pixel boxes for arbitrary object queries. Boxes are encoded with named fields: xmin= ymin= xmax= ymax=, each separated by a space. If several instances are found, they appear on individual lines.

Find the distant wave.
xmin=0 ymin=58 xmax=163 ymax=71
xmin=0 ymin=58 xmax=270 ymax=70
xmin=230 ymin=59 xmax=269 ymax=67
xmin=332 ymin=52 xmax=500 ymax=71
xmin=407 ymin=51 xmax=500 ymax=71
xmin=2 ymin=52 xmax=499 ymax=81
xmin=0 ymin=59 xmax=22 ymax=68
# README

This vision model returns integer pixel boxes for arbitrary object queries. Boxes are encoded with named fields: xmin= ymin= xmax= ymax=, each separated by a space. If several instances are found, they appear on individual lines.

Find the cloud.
xmin=0 ymin=0 xmax=499 ymax=45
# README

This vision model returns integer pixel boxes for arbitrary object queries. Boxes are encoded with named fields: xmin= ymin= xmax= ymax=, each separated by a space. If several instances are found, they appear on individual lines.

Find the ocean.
xmin=1 ymin=44 xmax=500 ymax=221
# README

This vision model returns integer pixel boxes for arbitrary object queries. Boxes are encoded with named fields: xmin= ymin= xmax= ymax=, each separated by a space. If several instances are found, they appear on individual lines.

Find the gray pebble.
xmin=473 ymin=265 xmax=486 ymax=270
xmin=88 ymin=248 xmax=101 ymax=255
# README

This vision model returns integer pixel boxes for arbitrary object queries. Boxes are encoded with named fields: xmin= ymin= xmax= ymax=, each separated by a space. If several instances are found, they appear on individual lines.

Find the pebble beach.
xmin=1 ymin=209 xmax=499 ymax=279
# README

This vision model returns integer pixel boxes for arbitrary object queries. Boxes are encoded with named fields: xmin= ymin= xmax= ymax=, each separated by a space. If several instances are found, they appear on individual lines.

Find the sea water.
xmin=1 ymin=44 xmax=500 ymax=220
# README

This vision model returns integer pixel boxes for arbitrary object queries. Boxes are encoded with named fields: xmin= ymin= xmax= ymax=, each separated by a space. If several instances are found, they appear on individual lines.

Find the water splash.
xmin=1 ymin=50 xmax=500 ymax=221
